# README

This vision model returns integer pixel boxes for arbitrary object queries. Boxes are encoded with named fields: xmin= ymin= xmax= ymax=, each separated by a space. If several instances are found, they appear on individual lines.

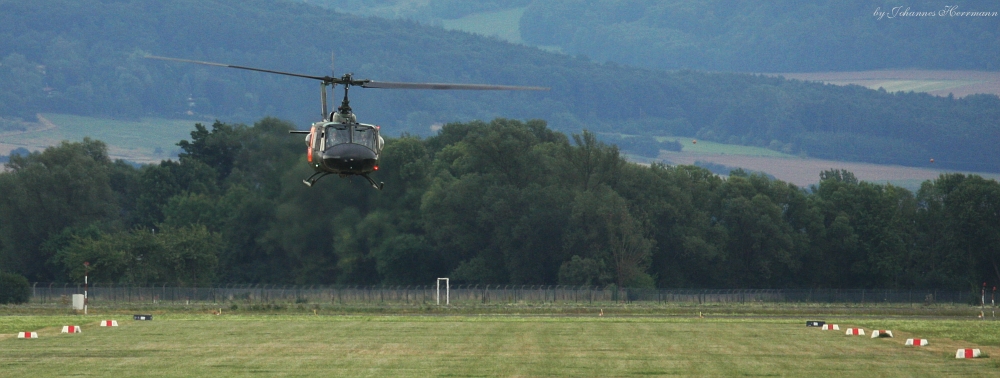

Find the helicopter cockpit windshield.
xmin=325 ymin=123 xmax=378 ymax=151
xmin=353 ymin=125 xmax=376 ymax=149
xmin=326 ymin=124 xmax=350 ymax=146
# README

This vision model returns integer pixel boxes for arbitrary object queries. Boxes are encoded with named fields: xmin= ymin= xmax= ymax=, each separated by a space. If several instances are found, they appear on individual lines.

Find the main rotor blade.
xmin=146 ymin=55 xmax=551 ymax=90
xmin=362 ymin=81 xmax=550 ymax=91
xmin=145 ymin=55 xmax=330 ymax=82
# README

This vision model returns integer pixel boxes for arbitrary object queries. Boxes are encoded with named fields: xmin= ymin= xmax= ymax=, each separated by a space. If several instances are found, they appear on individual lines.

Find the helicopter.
xmin=146 ymin=55 xmax=549 ymax=189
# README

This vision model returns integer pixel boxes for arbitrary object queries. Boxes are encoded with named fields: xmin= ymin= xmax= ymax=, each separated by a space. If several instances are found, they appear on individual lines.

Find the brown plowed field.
xmin=662 ymin=151 xmax=1000 ymax=190
xmin=769 ymin=70 xmax=1000 ymax=98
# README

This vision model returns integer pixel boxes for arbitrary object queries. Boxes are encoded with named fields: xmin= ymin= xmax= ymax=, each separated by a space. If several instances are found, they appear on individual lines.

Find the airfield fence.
xmin=27 ymin=283 xmax=980 ymax=306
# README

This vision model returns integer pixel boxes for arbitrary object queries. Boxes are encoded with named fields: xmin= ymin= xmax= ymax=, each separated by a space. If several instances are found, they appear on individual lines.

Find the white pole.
xmin=83 ymin=261 xmax=89 ymax=315
xmin=437 ymin=278 xmax=450 ymax=306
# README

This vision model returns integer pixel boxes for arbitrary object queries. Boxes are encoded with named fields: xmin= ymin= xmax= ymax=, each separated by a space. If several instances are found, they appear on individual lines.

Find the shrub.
xmin=0 ymin=272 xmax=30 ymax=304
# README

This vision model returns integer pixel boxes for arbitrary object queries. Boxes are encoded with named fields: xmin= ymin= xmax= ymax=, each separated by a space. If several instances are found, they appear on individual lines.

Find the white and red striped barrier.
xmin=870 ymin=330 xmax=893 ymax=338
xmin=61 ymin=325 xmax=82 ymax=333
xmin=17 ymin=332 xmax=38 ymax=339
xmin=821 ymin=324 xmax=840 ymax=331
xmin=905 ymin=339 xmax=928 ymax=346
xmin=99 ymin=320 xmax=118 ymax=327
xmin=845 ymin=328 xmax=865 ymax=336
xmin=956 ymin=349 xmax=981 ymax=358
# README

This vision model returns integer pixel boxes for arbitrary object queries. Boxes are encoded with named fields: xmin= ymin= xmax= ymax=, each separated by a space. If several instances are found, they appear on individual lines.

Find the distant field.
xmin=441 ymin=7 xmax=526 ymax=43
xmin=771 ymin=70 xmax=1000 ymax=98
xmin=661 ymin=151 xmax=1000 ymax=191
xmin=2 ymin=314 xmax=998 ymax=376
xmin=646 ymin=136 xmax=1000 ymax=190
xmin=658 ymin=136 xmax=795 ymax=158
xmin=440 ymin=7 xmax=564 ymax=52
xmin=0 ymin=113 xmax=201 ymax=164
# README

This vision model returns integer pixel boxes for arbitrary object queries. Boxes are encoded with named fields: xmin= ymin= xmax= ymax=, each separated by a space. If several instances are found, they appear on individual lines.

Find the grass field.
xmin=439 ymin=7 xmax=564 ymax=53
xmin=0 ymin=113 xmax=201 ymax=163
xmin=441 ymin=8 xmax=526 ymax=44
xmin=3 ymin=311 xmax=999 ymax=376
xmin=658 ymin=137 xmax=796 ymax=158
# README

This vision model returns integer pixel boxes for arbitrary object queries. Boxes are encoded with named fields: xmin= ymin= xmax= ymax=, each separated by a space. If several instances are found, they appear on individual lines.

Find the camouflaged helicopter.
xmin=146 ymin=55 xmax=548 ymax=190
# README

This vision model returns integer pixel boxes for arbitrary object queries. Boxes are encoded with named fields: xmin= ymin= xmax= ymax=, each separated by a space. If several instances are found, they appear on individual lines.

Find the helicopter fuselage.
xmin=306 ymin=121 xmax=383 ymax=177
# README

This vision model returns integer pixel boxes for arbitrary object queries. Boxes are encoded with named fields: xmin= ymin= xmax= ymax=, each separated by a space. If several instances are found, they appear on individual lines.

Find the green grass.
xmin=0 ymin=314 xmax=91 ymax=334
xmin=658 ymin=136 xmax=796 ymax=158
xmin=441 ymin=8 xmax=526 ymax=43
xmin=2 ymin=113 xmax=200 ymax=162
xmin=3 ymin=313 xmax=998 ymax=376
xmin=856 ymin=318 xmax=1000 ymax=348
xmin=437 ymin=7 xmax=565 ymax=53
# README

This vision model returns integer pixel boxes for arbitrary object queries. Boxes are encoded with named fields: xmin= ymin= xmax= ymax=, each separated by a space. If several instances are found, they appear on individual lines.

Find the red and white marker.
xmin=905 ymin=339 xmax=928 ymax=346
xmin=61 ymin=325 xmax=82 ymax=333
xmin=17 ymin=332 xmax=38 ymax=339
xmin=871 ymin=330 xmax=893 ymax=338
xmin=845 ymin=328 xmax=865 ymax=336
xmin=821 ymin=324 xmax=840 ymax=331
xmin=100 ymin=320 xmax=118 ymax=327
xmin=956 ymin=349 xmax=981 ymax=358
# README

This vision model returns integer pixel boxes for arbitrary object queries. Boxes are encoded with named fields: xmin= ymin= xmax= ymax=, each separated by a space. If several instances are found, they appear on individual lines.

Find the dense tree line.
xmin=2 ymin=0 xmax=1000 ymax=172
xmin=521 ymin=0 xmax=1000 ymax=72
xmin=2 ymin=118 xmax=998 ymax=290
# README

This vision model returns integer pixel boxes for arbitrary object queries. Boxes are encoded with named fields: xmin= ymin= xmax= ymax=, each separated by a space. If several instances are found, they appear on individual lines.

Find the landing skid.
xmin=362 ymin=173 xmax=384 ymax=190
xmin=302 ymin=172 xmax=383 ymax=190
xmin=303 ymin=172 xmax=330 ymax=187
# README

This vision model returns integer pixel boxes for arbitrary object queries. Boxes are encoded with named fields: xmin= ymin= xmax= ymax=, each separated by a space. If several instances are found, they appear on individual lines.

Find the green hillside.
xmin=1 ymin=0 xmax=999 ymax=172
xmin=520 ymin=0 xmax=1000 ymax=72
xmin=299 ymin=1 xmax=1000 ymax=72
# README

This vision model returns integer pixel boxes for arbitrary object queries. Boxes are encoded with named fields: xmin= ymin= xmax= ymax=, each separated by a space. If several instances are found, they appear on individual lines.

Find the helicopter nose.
xmin=322 ymin=143 xmax=377 ymax=172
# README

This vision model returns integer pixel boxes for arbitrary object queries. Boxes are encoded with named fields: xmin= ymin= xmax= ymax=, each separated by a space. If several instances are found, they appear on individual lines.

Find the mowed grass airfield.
xmin=3 ymin=313 xmax=999 ymax=376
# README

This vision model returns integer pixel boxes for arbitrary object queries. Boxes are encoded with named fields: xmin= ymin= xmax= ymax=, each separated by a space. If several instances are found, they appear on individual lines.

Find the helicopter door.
xmin=312 ymin=125 xmax=323 ymax=151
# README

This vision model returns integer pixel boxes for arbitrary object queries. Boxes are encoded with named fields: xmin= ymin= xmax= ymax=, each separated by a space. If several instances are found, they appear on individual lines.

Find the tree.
xmin=605 ymin=204 xmax=655 ymax=288
xmin=0 ymin=138 xmax=117 ymax=281
xmin=917 ymin=174 xmax=1000 ymax=288
xmin=0 ymin=272 xmax=30 ymax=304
xmin=558 ymin=256 xmax=604 ymax=286
xmin=54 ymin=225 xmax=221 ymax=285
xmin=560 ymin=131 xmax=622 ymax=192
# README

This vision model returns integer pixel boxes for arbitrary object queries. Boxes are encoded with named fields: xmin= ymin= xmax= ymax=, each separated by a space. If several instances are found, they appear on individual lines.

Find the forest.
xmin=519 ymin=0 xmax=1000 ymax=72
xmin=2 ymin=118 xmax=998 ymax=290
xmin=2 ymin=0 xmax=1000 ymax=172
xmin=305 ymin=0 xmax=1000 ymax=72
